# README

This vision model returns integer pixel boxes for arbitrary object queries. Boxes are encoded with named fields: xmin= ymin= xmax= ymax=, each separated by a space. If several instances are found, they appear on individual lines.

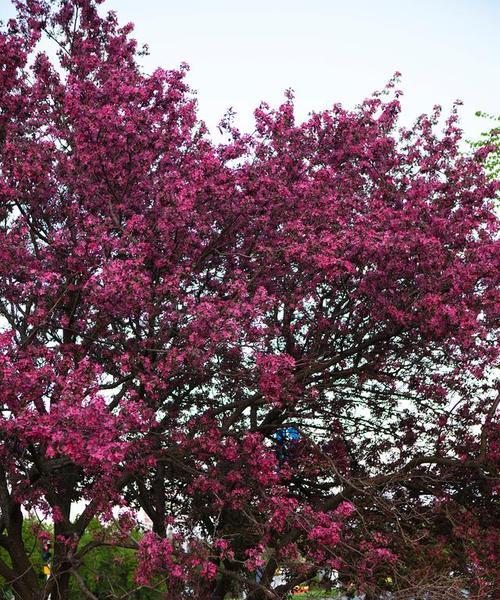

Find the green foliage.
xmin=470 ymin=111 xmax=500 ymax=179
xmin=0 ymin=518 xmax=164 ymax=599
xmin=69 ymin=520 xmax=157 ymax=599
xmin=285 ymin=591 xmax=340 ymax=599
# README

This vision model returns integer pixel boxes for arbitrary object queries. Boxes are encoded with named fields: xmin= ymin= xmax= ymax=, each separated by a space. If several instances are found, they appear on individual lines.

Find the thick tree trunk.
xmin=50 ymin=499 xmax=74 ymax=600
xmin=49 ymin=570 xmax=71 ymax=600
xmin=4 ymin=501 xmax=43 ymax=600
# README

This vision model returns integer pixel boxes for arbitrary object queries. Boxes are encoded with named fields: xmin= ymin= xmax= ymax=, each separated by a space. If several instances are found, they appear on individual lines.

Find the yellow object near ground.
xmin=292 ymin=585 xmax=309 ymax=594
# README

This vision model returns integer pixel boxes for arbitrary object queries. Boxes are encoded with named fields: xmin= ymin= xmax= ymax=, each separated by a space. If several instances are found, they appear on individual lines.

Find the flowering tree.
xmin=0 ymin=1 xmax=499 ymax=599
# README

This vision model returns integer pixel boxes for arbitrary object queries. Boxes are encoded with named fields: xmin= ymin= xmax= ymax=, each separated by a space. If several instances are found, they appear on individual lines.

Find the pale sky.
xmin=1 ymin=0 xmax=499 ymax=140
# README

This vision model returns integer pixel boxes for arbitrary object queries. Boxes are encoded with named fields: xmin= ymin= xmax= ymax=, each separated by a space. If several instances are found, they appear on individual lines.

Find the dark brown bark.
xmin=5 ymin=509 xmax=43 ymax=599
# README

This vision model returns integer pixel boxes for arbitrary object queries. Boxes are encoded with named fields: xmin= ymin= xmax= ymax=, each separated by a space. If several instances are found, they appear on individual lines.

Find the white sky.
xmin=1 ymin=0 xmax=499 ymax=139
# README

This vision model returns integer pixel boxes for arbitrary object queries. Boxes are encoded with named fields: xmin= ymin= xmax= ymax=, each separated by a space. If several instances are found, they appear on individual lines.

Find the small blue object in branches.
xmin=274 ymin=427 xmax=300 ymax=463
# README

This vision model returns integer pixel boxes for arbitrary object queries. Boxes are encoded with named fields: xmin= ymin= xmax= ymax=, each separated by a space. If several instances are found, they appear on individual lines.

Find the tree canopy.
xmin=0 ymin=1 xmax=498 ymax=599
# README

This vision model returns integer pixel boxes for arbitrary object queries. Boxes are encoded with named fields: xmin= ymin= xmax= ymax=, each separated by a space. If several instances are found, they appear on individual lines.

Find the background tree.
xmin=0 ymin=1 xmax=498 ymax=599
xmin=0 ymin=517 xmax=164 ymax=599
xmin=469 ymin=112 xmax=500 ymax=179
